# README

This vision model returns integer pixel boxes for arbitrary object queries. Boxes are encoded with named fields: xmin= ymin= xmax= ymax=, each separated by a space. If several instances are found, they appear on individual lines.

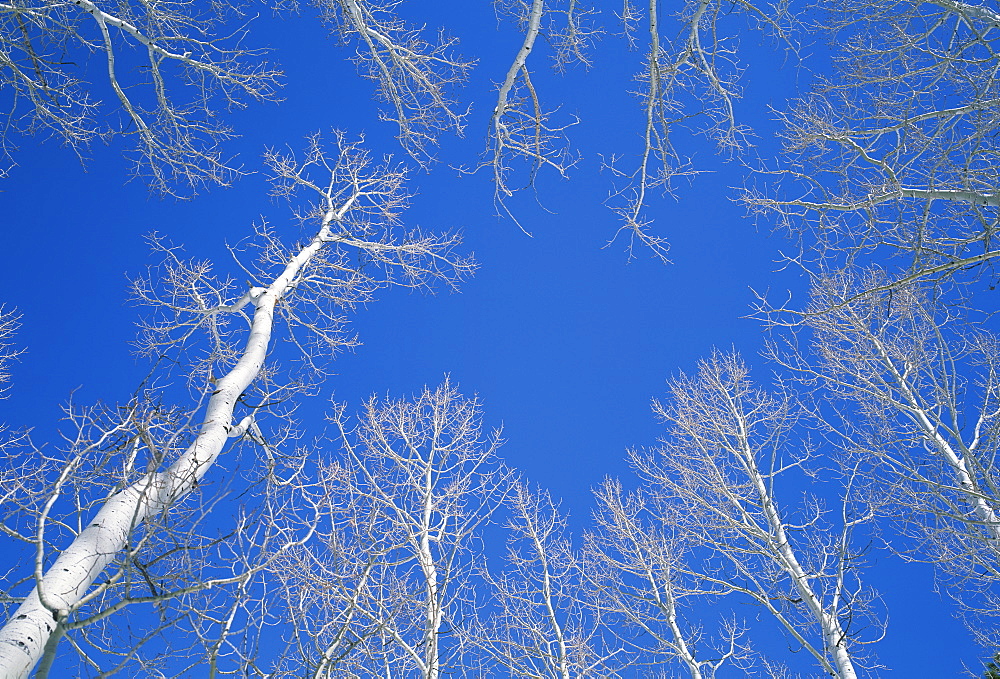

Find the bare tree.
xmin=473 ymin=0 xmax=599 ymax=224
xmin=605 ymin=352 xmax=876 ymax=678
xmin=747 ymin=0 xmax=1000 ymax=304
xmin=587 ymin=478 xmax=747 ymax=679
xmin=738 ymin=2 xmax=1000 ymax=642
xmin=469 ymin=482 xmax=620 ymax=678
xmin=271 ymin=380 xmax=511 ymax=679
xmin=0 ymin=0 xmax=281 ymax=193
xmin=785 ymin=273 xmax=1000 ymax=645
xmin=0 ymin=396 xmax=318 ymax=678
xmin=293 ymin=0 xmax=796 ymax=254
xmin=0 ymin=306 xmax=19 ymax=398
xmin=12 ymin=2 xmax=1000 ymax=675
xmin=0 ymin=132 xmax=472 ymax=678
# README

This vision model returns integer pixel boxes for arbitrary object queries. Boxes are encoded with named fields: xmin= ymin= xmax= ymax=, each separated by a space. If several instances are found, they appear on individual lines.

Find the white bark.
xmin=476 ymin=483 xmax=617 ymax=678
xmin=0 ymin=199 xmax=348 ymax=678
xmin=930 ymin=0 xmax=1000 ymax=28
xmin=418 ymin=457 xmax=443 ymax=679
xmin=748 ymin=0 xmax=1000 ymax=300
xmin=871 ymin=337 xmax=1000 ymax=542
xmin=588 ymin=482 xmax=730 ymax=678
xmin=273 ymin=382 xmax=507 ymax=678
xmin=474 ymin=0 xmax=594 ymax=222
xmin=797 ymin=278 xmax=1000 ymax=590
xmin=634 ymin=353 xmax=865 ymax=678
xmin=740 ymin=437 xmax=857 ymax=679
xmin=606 ymin=0 xmax=790 ymax=260
xmin=322 ymin=0 xmax=472 ymax=165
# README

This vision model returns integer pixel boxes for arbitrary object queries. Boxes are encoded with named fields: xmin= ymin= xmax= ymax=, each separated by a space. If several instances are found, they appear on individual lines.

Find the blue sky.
xmin=0 ymin=2 xmax=986 ymax=675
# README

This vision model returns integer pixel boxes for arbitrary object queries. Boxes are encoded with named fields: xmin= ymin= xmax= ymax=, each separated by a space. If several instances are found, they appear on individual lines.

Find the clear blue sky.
xmin=0 ymin=2 xmax=984 ymax=675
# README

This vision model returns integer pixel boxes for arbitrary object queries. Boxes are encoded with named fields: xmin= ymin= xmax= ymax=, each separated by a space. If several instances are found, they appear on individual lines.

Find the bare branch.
xmin=605 ymin=0 xmax=793 ymax=262
xmin=0 ymin=133 xmax=473 ymax=678
xmin=272 ymin=380 xmax=513 ymax=678
xmin=307 ymin=0 xmax=473 ymax=166
xmin=0 ymin=0 xmax=281 ymax=194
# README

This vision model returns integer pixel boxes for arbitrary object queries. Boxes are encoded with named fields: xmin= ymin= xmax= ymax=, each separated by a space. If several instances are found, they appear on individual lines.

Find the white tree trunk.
xmin=419 ymin=463 xmax=442 ymax=679
xmin=737 ymin=419 xmax=858 ymax=679
xmin=0 ymin=220 xmax=335 ymax=678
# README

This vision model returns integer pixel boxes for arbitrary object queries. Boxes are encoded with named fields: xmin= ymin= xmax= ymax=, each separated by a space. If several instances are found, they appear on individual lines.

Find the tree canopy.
xmin=2 ymin=0 xmax=1000 ymax=676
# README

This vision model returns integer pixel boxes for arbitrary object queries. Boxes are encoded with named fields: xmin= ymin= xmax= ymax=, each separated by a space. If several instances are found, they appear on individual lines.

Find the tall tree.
xmin=784 ymin=274 xmax=1000 ymax=645
xmin=7 ymin=0 xmax=1000 ymax=675
xmin=272 ymin=381 xmax=510 ymax=678
xmin=592 ymin=353 xmax=875 ymax=677
xmin=471 ymin=482 xmax=619 ymax=678
xmin=0 ymin=133 xmax=471 ymax=677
